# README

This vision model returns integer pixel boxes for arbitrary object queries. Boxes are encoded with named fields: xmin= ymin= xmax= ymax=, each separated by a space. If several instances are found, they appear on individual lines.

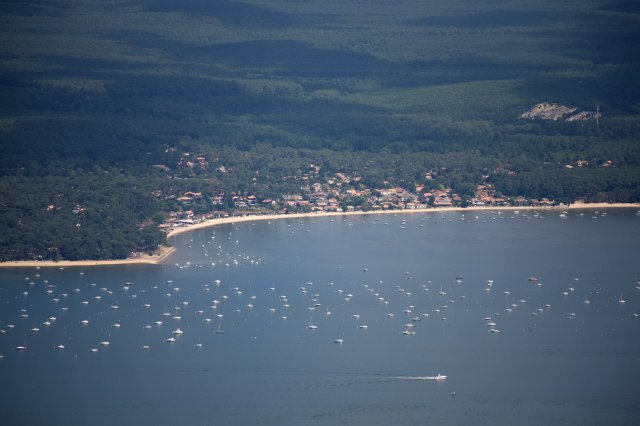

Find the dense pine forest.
xmin=1 ymin=0 xmax=639 ymax=260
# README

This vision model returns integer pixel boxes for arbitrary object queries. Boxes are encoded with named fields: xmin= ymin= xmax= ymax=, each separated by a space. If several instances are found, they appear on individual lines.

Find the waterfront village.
xmin=158 ymin=160 xmax=558 ymax=232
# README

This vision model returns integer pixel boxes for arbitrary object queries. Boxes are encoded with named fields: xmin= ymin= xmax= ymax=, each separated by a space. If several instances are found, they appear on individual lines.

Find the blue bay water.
xmin=1 ymin=209 xmax=640 ymax=425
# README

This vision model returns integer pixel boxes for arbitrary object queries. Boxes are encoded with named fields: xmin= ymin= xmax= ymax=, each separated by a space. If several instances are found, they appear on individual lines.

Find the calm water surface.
xmin=1 ymin=209 xmax=640 ymax=425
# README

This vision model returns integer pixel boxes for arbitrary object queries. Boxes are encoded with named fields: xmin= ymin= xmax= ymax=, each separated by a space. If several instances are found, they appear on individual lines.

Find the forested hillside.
xmin=1 ymin=0 xmax=639 ymax=260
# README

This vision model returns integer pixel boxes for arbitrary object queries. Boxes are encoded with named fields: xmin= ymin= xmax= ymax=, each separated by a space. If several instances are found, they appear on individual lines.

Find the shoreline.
xmin=166 ymin=202 xmax=640 ymax=238
xmin=0 ymin=245 xmax=176 ymax=269
xmin=1 ymin=202 xmax=638 ymax=268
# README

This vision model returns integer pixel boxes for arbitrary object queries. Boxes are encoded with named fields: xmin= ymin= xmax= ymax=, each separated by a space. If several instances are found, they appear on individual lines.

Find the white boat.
xmin=165 ymin=337 xmax=176 ymax=343
xmin=334 ymin=338 xmax=343 ymax=344
xmin=172 ymin=328 xmax=184 ymax=335
xmin=399 ymin=374 xmax=446 ymax=380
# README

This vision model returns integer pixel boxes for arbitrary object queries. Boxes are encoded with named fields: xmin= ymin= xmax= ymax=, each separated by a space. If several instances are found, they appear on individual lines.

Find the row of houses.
xmin=161 ymin=171 xmax=556 ymax=228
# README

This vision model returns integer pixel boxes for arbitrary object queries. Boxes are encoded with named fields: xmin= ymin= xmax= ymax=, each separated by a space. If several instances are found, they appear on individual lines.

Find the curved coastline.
xmin=165 ymin=202 xmax=640 ymax=238
xmin=1 ymin=203 xmax=638 ymax=268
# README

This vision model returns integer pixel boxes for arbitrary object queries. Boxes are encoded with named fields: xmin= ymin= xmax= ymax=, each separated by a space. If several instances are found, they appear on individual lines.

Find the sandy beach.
xmin=0 ymin=245 xmax=176 ymax=269
xmin=166 ymin=202 xmax=640 ymax=238
xmin=1 ymin=202 xmax=638 ymax=268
